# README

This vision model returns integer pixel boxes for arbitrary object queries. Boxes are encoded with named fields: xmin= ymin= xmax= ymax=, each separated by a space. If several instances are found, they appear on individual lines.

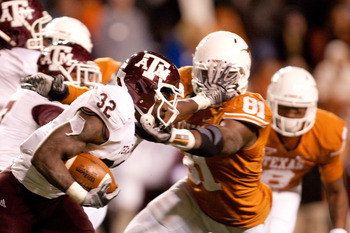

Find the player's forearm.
xmin=175 ymin=99 xmax=200 ymax=123
xmin=327 ymin=185 xmax=348 ymax=229
xmin=32 ymin=155 xmax=75 ymax=192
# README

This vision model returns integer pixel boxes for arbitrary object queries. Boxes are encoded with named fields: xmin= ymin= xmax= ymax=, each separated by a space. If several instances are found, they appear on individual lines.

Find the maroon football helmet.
xmin=115 ymin=51 xmax=184 ymax=127
xmin=0 ymin=0 xmax=52 ymax=49
xmin=37 ymin=41 xmax=101 ymax=88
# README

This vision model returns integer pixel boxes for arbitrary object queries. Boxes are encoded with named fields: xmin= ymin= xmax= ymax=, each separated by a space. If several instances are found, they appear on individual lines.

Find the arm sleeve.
xmin=61 ymin=84 xmax=90 ymax=105
xmin=94 ymin=57 xmax=121 ymax=84
xmin=319 ymin=155 xmax=344 ymax=183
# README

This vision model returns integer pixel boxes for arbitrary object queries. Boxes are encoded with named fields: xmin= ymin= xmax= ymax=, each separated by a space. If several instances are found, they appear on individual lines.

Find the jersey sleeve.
xmin=179 ymin=66 xmax=194 ymax=98
xmin=316 ymin=110 xmax=347 ymax=183
xmin=94 ymin=57 xmax=121 ymax=84
xmin=319 ymin=155 xmax=344 ymax=183
xmin=61 ymin=84 xmax=89 ymax=105
xmin=222 ymin=92 xmax=272 ymax=128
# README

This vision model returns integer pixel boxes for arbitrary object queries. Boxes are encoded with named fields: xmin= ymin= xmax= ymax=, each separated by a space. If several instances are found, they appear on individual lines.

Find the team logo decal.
xmin=39 ymin=45 xmax=74 ymax=71
xmin=0 ymin=1 xmax=34 ymax=26
xmin=135 ymin=53 xmax=170 ymax=81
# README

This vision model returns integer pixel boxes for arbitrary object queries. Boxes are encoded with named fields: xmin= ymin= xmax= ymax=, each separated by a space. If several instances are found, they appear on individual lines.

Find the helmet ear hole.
xmin=12 ymin=30 xmax=19 ymax=36
xmin=135 ymin=82 xmax=144 ymax=94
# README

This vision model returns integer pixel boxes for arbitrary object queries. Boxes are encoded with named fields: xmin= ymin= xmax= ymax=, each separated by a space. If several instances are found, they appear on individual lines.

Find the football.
xmin=65 ymin=153 xmax=117 ymax=193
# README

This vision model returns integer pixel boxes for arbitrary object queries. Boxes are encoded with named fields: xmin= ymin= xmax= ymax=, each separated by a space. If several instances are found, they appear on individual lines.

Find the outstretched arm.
xmin=142 ymin=118 xmax=257 ymax=157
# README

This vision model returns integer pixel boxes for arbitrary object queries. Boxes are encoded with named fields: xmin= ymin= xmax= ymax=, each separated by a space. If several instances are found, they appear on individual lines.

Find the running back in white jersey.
xmin=0 ymin=89 xmax=66 ymax=171
xmin=11 ymin=84 xmax=136 ymax=199
xmin=0 ymin=48 xmax=40 ymax=109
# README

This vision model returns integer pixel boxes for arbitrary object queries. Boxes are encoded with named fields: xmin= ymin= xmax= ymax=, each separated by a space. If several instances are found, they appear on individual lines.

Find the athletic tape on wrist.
xmin=191 ymin=94 xmax=211 ymax=111
xmin=330 ymin=229 xmax=347 ymax=233
xmin=168 ymin=128 xmax=195 ymax=151
xmin=66 ymin=181 xmax=88 ymax=204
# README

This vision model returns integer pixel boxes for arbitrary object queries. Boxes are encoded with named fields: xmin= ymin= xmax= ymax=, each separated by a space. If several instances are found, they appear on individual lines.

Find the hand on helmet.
xmin=192 ymin=61 xmax=237 ymax=110
xmin=81 ymin=179 xmax=120 ymax=208
xmin=204 ymin=61 xmax=237 ymax=105
xmin=21 ymin=72 xmax=65 ymax=99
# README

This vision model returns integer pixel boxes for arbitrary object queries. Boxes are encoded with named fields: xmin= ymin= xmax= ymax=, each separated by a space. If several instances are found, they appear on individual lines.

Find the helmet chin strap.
xmin=0 ymin=31 xmax=16 ymax=46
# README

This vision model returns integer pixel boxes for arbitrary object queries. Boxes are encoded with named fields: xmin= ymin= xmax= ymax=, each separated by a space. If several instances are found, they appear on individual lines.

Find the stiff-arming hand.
xmin=81 ymin=180 xmax=120 ymax=208
xmin=204 ymin=61 xmax=237 ymax=106
xmin=21 ymin=72 xmax=64 ymax=98
xmin=192 ymin=61 xmax=238 ymax=110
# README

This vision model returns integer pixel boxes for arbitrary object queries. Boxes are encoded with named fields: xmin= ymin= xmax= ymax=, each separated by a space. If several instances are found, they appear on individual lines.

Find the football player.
xmin=0 ymin=0 xmax=96 ymax=111
xmin=0 ymin=50 xmax=187 ymax=232
xmin=0 ymin=41 xmax=108 ymax=231
xmin=0 ymin=0 xmax=52 ymax=110
xmin=261 ymin=66 xmax=348 ymax=233
xmin=124 ymin=31 xmax=273 ymax=232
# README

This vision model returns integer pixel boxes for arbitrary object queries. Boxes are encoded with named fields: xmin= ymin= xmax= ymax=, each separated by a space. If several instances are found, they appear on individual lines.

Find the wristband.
xmin=168 ymin=128 xmax=196 ymax=151
xmin=189 ymin=125 xmax=224 ymax=157
xmin=66 ymin=181 xmax=88 ymax=204
xmin=191 ymin=94 xmax=211 ymax=111
xmin=330 ymin=229 xmax=347 ymax=233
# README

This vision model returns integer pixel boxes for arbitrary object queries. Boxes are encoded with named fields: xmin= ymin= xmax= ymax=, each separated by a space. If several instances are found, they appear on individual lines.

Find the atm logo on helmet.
xmin=39 ymin=45 xmax=74 ymax=71
xmin=135 ymin=53 xmax=171 ymax=81
xmin=0 ymin=1 xmax=34 ymax=27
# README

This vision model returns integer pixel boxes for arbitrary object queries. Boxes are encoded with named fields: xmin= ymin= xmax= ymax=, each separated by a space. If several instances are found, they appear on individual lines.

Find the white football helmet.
xmin=192 ymin=31 xmax=251 ymax=95
xmin=267 ymin=66 xmax=319 ymax=137
xmin=43 ymin=16 xmax=93 ymax=52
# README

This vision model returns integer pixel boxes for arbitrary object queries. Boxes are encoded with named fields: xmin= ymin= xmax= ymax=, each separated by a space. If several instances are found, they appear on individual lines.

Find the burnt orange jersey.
xmin=178 ymin=66 xmax=194 ymax=98
xmin=62 ymin=57 xmax=121 ymax=104
xmin=180 ymin=76 xmax=273 ymax=227
xmin=94 ymin=57 xmax=122 ymax=85
xmin=262 ymin=109 xmax=347 ymax=191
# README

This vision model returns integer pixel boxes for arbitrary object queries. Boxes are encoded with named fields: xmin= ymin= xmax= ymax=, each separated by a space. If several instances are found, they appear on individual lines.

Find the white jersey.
xmin=0 ymin=48 xmax=40 ymax=109
xmin=0 ymin=89 xmax=66 ymax=171
xmin=11 ymin=84 xmax=136 ymax=199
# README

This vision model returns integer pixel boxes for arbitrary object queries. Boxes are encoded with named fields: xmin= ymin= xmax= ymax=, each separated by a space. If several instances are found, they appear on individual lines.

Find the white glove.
xmin=192 ymin=61 xmax=237 ymax=110
xmin=81 ymin=180 xmax=120 ymax=208
xmin=21 ymin=72 xmax=65 ymax=98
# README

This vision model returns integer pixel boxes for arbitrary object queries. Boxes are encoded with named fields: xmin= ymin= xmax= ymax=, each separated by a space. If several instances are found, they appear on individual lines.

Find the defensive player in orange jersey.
xmin=122 ymin=31 xmax=273 ymax=232
xmin=261 ymin=66 xmax=348 ymax=233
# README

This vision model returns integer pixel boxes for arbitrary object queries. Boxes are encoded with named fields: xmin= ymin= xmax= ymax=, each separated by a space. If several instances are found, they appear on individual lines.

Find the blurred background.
xmin=37 ymin=0 xmax=350 ymax=232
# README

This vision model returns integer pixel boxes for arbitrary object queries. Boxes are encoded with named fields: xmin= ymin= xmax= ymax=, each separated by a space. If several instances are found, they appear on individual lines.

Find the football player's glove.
xmin=81 ymin=179 xmax=120 ymax=208
xmin=191 ymin=61 xmax=237 ymax=110
xmin=21 ymin=72 xmax=65 ymax=99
